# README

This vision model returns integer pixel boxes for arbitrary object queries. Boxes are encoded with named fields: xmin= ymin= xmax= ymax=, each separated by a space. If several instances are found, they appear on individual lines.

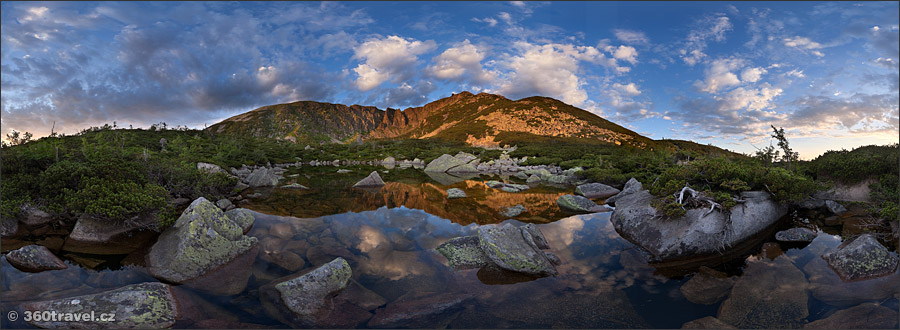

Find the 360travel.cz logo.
xmin=9 ymin=310 xmax=115 ymax=323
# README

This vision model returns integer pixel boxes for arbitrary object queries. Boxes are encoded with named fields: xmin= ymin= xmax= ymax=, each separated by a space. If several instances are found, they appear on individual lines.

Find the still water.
xmin=2 ymin=166 xmax=898 ymax=328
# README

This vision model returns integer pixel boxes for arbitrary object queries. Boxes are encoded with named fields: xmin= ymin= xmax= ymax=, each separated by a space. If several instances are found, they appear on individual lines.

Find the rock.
xmin=382 ymin=156 xmax=396 ymax=164
xmin=425 ymin=154 xmax=468 ymax=173
xmin=822 ymin=233 xmax=899 ymax=281
xmin=610 ymin=183 xmax=788 ymax=261
xmin=526 ymin=174 xmax=541 ymax=184
xmin=6 ymin=245 xmax=68 ymax=272
xmin=246 ymin=167 xmax=280 ymax=187
xmin=263 ymin=258 xmax=352 ymax=327
xmin=342 ymin=279 xmax=388 ymax=311
xmin=1 ymin=216 xmax=19 ymax=237
xmin=575 ymin=183 xmax=621 ymax=199
xmin=447 ymin=163 xmax=479 ymax=174
xmin=775 ymin=227 xmax=818 ymax=242
xmin=233 ymin=181 xmax=250 ymax=192
xmin=802 ymin=303 xmax=898 ymax=329
xmin=521 ymin=224 xmax=550 ymax=249
xmin=336 ymin=169 xmax=352 ymax=174
xmin=269 ymin=250 xmax=308 ymax=272
xmin=454 ymin=152 xmax=478 ymax=164
xmin=500 ymin=204 xmax=526 ymax=217
xmin=606 ymin=177 xmax=642 ymax=205
xmin=803 ymin=255 xmax=898 ymax=306
xmin=368 ymin=292 xmax=472 ymax=329
xmin=681 ymin=316 xmax=737 ymax=329
xmin=353 ymin=171 xmax=386 ymax=187
xmin=547 ymin=174 xmax=569 ymax=184
xmin=478 ymin=223 xmax=557 ymax=276
xmin=485 ymin=180 xmax=530 ymax=193
xmin=147 ymin=197 xmax=258 ymax=295
xmin=224 ymin=208 xmax=255 ymax=234
xmin=436 ymin=236 xmax=490 ymax=269
xmin=590 ymin=205 xmax=613 ymax=212
xmin=825 ymin=200 xmax=847 ymax=215
xmin=679 ymin=266 xmax=734 ymax=305
xmin=446 ymin=188 xmax=467 ymax=199
xmin=280 ymin=183 xmax=309 ymax=189
xmin=556 ymin=195 xmax=599 ymax=213
xmin=63 ymin=214 xmax=159 ymax=255
xmin=270 ymin=223 xmax=294 ymax=240
xmin=197 ymin=162 xmax=226 ymax=174
xmin=215 ymin=198 xmax=233 ymax=211
xmin=514 ymin=172 xmax=529 ymax=179
xmin=22 ymin=282 xmax=177 ymax=329
xmin=718 ymin=256 xmax=809 ymax=329
xmin=20 ymin=206 xmax=53 ymax=226
xmin=759 ymin=242 xmax=784 ymax=260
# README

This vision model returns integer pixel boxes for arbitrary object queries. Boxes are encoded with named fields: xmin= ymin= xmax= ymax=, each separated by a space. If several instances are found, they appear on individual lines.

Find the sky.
xmin=1 ymin=1 xmax=897 ymax=159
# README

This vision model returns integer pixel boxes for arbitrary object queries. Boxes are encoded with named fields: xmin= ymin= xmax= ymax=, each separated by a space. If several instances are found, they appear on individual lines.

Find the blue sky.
xmin=1 ymin=1 xmax=897 ymax=158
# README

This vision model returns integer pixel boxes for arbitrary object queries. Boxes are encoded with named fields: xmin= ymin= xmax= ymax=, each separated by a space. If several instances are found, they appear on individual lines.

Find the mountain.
xmin=206 ymin=91 xmax=654 ymax=148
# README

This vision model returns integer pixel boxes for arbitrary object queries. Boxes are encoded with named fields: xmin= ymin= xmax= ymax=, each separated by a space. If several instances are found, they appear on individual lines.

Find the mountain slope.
xmin=207 ymin=91 xmax=654 ymax=148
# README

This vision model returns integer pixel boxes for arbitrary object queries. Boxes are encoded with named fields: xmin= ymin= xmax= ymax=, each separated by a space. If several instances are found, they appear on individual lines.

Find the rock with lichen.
xmin=22 ymin=282 xmax=178 ymax=329
xmin=822 ymin=233 xmax=899 ymax=281
xmin=6 ymin=245 xmax=68 ymax=272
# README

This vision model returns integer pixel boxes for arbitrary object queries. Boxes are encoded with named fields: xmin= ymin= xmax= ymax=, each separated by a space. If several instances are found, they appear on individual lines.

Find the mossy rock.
xmin=23 ymin=282 xmax=178 ymax=329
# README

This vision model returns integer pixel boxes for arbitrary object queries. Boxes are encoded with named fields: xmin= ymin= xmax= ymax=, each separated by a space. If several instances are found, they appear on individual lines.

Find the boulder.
xmin=485 ymin=181 xmax=530 ymax=193
xmin=478 ymin=223 xmax=557 ymax=276
xmin=681 ymin=316 xmax=737 ymax=329
xmin=547 ymin=174 xmax=569 ymax=185
xmin=802 ymin=303 xmax=898 ymax=329
xmin=368 ymin=292 xmax=472 ymax=329
xmin=382 ymin=156 xmax=396 ymax=164
xmin=775 ymin=227 xmax=818 ymax=243
xmin=610 ymin=182 xmax=788 ymax=261
xmin=453 ymin=152 xmax=477 ymax=164
xmin=447 ymin=163 xmax=479 ymax=174
xmin=605 ymin=177 xmax=642 ymax=205
xmin=224 ymin=208 xmax=255 ymax=234
xmin=147 ymin=197 xmax=258 ymax=295
xmin=717 ymin=256 xmax=809 ymax=329
xmin=20 ymin=206 xmax=53 ymax=226
xmin=0 ymin=216 xmax=18 ymax=237
xmin=822 ymin=233 xmax=899 ymax=281
xmin=446 ymin=188 xmax=467 ymax=199
xmin=261 ymin=258 xmax=354 ymax=327
xmin=526 ymin=174 xmax=541 ymax=184
xmin=424 ymin=154 xmax=469 ymax=173
xmin=6 ymin=245 xmax=68 ymax=272
xmin=500 ymin=205 xmax=526 ymax=217
xmin=63 ymin=213 xmax=159 ymax=255
xmin=353 ymin=171 xmax=386 ymax=187
xmin=575 ymin=183 xmax=621 ymax=199
xmin=556 ymin=195 xmax=599 ymax=213
xmin=197 ymin=162 xmax=226 ymax=174
xmin=215 ymin=198 xmax=233 ymax=211
xmin=233 ymin=181 xmax=250 ymax=192
xmin=825 ymin=200 xmax=847 ymax=215
xmin=803 ymin=254 xmax=898 ymax=306
xmin=679 ymin=266 xmax=734 ymax=305
xmin=436 ymin=236 xmax=490 ymax=269
xmin=246 ymin=167 xmax=279 ymax=187
xmin=22 ymin=282 xmax=178 ymax=329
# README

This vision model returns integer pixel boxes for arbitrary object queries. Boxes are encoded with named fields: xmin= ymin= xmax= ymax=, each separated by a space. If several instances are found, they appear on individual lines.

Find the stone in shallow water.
xmin=22 ymin=282 xmax=178 ymax=329
xmin=575 ymin=182 xmax=621 ymax=199
xmin=802 ymin=302 xmax=898 ymax=329
xmin=802 ymin=256 xmax=898 ymax=306
xmin=353 ymin=171 xmax=386 ymax=187
xmin=681 ymin=316 xmax=737 ymax=329
xmin=822 ymin=233 xmax=899 ymax=281
xmin=6 ymin=245 xmax=67 ymax=272
xmin=367 ymin=292 xmax=473 ymax=329
xmin=500 ymin=204 xmax=527 ymax=217
xmin=775 ymin=227 xmax=818 ymax=242
xmin=679 ymin=266 xmax=734 ymax=305
xmin=718 ymin=256 xmax=809 ymax=329
xmin=274 ymin=258 xmax=351 ymax=320
xmin=436 ymin=236 xmax=489 ymax=270
xmin=446 ymin=188 xmax=466 ymax=199
xmin=478 ymin=223 xmax=557 ymax=276
xmin=556 ymin=195 xmax=599 ymax=213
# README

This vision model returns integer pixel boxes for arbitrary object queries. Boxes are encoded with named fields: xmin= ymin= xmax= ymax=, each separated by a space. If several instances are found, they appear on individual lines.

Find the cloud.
xmin=352 ymin=35 xmax=437 ymax=91
xmin=610 ymin=45 xmax=638 ymax=64
xmin=613 ymin=82 xmax=641 ymax=96
xmin=788 ymin=93 xmax=899 ymax=132
xmin=382 ymin=81 xmax=437 ymax=108
xmin=496 ymin=42 xmax=608 ymax=106
xmin=680 ymin=15 xmax=732 ymax=65
xmin=740 ymin=66 xmax=767 ymax=83
xmin=427 ymin=39 xmax=495 ymax=85
xmin=693 ymin=58 xmax=745 ymax=94
xmin=614 ymin=29 xmax=649 ymax=45
xmin=785 ymin=69 xmax=806 ymax=78
xmin=498 ymin=12 xmax=514 ymax=25
xmin=471 ymin=17 xmax=498 ymax=27
xmin=783 ymin=36 xmax=825 ymax=57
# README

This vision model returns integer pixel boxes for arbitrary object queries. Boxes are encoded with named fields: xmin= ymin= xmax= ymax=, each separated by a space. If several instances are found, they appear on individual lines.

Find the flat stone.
xmin=822 ymin=233 xmax=899 ymax=281
xmin=436 ymin=236 xmax=489 ymax=269
xmin=776 ymin=227 xmax=818 ymax=242
xmin=63 ymin=214 xmax=159 ymax=255
xmin=718 ymin=256 xmax=809 ymax=329
xmin=446 ymin=188 xmax=467 ymax=199
xmin=20 ymin=206 xmax=54 ymax=226
xmin=556 ymin=195 xmax=598 ymax=213
xmin=6 ymin=245 xmax=68 ymax=272
xmin=680 ymin=266 xmax=734 ymax=305
xmin=501 ymin=204 xmax=526 ymax=217
xmin=681 ymin=316 xmax=737 ymax=329
xmin=22 ymin=282 xmax=177 ymax=329
xmin=803 ymin=303 xmax=898 ymax=329
xmin=477 ymin=223 xmax=557 ymax=276
xmin=353 ymin=171 xmax=386 ymax=187
xmin=575 ymin=183 xmax=621 ymax=199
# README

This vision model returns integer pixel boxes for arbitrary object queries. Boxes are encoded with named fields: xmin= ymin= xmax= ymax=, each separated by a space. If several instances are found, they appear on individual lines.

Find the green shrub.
xmin=64 ymin=178 xmax=167 ymax=221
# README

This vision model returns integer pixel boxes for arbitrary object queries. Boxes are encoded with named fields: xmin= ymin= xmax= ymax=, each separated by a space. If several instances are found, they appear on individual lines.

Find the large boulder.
xmin=775 ymin=227 xmax=818 ymax=243
xmin=803 ymin=255 xmax=898 ymax=306
xmin=424 ymin=154 xmax=469 ymax=173
xmin=477 ymin=223 xmax=558 ymax=276
xmin=446 ymin=188 xmax=467 ymax=199
xmin=556 ymin=195 xmax=602 ymax=213
xmin=575 ymin=183 xmax=621 ymax=199
xmin=718 ymin=256 xmax=809 ymax=329
xmin=353 ymin=171 xmax=386 ymax=187
xmin=197 ymin=162 xmax=226 ymax=174
xmin=802 ymin=303 xmax=898 ymax=329
xmin=246 ymin=167 xmax=280 ymax=187
xmin=605 ymin=177 xmax=642 ymax=205
xmin=453 ymin=152 xmax=478 ymax=164
xmin=6 ymin=245 xmax=68 ymax=272
xmin=146 ymin=197 xmax=258 ymax=295
xmin=822 ymin=233 xmax=899 ymax=281
xmin=21 ymin=282 xmax=178 ymax=329
xmin=435 ymin=236 xmax=489 ymax=270
xmin=20 ymin=206 xmax=54 ymax=227
xmin=609 ymin=180 xmax=788 ymax=261
xmin=261 ymin=258 xmax=361 ymax=328
xmin=63 ymin=213 xmax=159 ymax=255
xmin=824 ymin=200 xmax=847 ymax=215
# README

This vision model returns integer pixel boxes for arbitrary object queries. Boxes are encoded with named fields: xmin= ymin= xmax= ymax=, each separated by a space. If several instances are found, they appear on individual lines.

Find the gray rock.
xmin=514 ymin=172 xmax=529 ymax=180
xmin=825 ymin=200 xmax=847 ymax=215
xmin=197 ymin=162 xmax=226 ymax=174
xmin=500 ymin=204 xmax=527 ymax=217
xmin=485 ymin=181 xmax=530 ymax=193
xmin=64 ymin=213 xmax=159 ymax=255
xmin=453 ymin=152 xmax=477 ymax=164
xmin=680 ymin=266 xmax=734 ymax=305
xmin=270 ymin=258 xmax=352 ymax=325
xmin=526 ymin=174 xmax=541 ymax=184
xmin=6 ymin=245 xmax=68 ymax=272
xmin=424 ymin=154 xmax=469 ymax=173
xmin=547 ymin=174 xmax=569 ymax=185
xmin=280 ymin=183 xmax=309 ymax=189
xmin=521 ymin=223 xmax=550 ymax=249
xmin=556 ymin=195 xmax=599 ymax=213
xmin=368 ymin=292 xmax=472 ymax=329
xmin=224 ymin=208 xmax=255 ymax=234
xmin=215 ymin=198 xmax=233 ymax=211
xmin=233 ymin=181 xmax=250 ymax=192
xmin=22 ymin=282 xmax=178 ymax=329
xmin=606 ymin=177 xmax=642 ymax=205
xmin=775 ymin=227 xmax=818 ymax=242
xmin=382 ymin=156 xmax=396 ymax=164
xmin=0 ymin=216 xmax=18 ymax=237
xmin=353 ymin=171 xmax=386 ymax=187
xmin=575 ymin=183 xmax=621 ymax=199
xmin=446 ymin=188 xmax=467 ymax=199
xmin=436 ymin=236 xmax=489 ymax=269
xmin=803 ymin=303 xmax=898 ymax=329
xmin=804 ymin=256 xmax=898 ymax=306
xmin=336 ymin=169 xmax=352 ymax=174
xmin=477 ymin=223 xmax=557 ymax=276
xmin=822 ymin=233 xmax=899 ymax=281
xmin=610 ymin=181 xmax=788 ymax=261
xmin=681 ymin=316 xmax=737 ymax=329
xmin=147 ymin=197 xmax=258 ymax=294
xmin=20 ymin=206 xmax=53 ymax=226
xmin=246 ymin=167 xmax=279 ymax=187
xmin=718 ymin=256 xmax=809 ymax=329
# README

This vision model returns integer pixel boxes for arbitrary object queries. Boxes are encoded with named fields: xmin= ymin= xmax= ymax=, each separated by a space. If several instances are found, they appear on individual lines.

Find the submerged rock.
xmin=681 ymin=316 xmax=737 ymax=329
xmin=802 ymin=303 xmax=898 ymax=329
xmin=679 ymin=266 xmax=734 ymax=305
xmin=353 ymin=171 xmax=386 ymax=187
xmin=446 ymin=188 xmax=467 ymax=199
xmin=803 ymin=254 xmax=898 ymax=306
xmin=22 ymin=282 xmax=178 ymax=329
xmin=64 ymin=213 xmax=159 ymax=255
xmin=556 ymin=195 xmax=599 ymax=213
xmin=501 ymin=204 xmax=527 ymax=217
xmin=575 ymin=182 xmax=621 ymax=199
xmin=147 ymin=197 xmax=258 ymax=295
xmin=775 ymin=227 xmax=818 ymax=243
xmin=368 ymin=292 xmax=472 ymax=329
xmin=6 ymin=245 xmax=68 ymax=272
xmin=261 ymin=258 xmax=359 ymax=328
xmin=717 ymin=256 xmax=809 ymax=329
xmin=478 ymin=223 xmax=557 ymax=276
xmin=436 ymin=236 xmax=489 ymax=269
xmin=822 ymin=233 xmax=899 ymax=281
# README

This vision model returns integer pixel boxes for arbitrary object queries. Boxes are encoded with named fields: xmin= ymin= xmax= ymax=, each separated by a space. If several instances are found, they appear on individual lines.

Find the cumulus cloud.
xmin=614 ymin=29 xmax=649 ymax=45
xmin=496 ymin=42 xmax=608 ymax=106
xmin=471 ymin=17 xmax=498 ymax=27
xmin=788 ymin=93 xmax=899 ymax=132
xmin=693 ymin=58 xmax=745 ymax=94
xmin=613 ymin=82 xmax=642 ymax=96
xmin=740 ymin=66 xmax=767 ymax=83
xmin=783 ymin=36 xmax=825 ymax=57
xmin=680 ymin=15 xmax=732 ymax=66
xmin=609 ymin=45 xmax=638 ymax=64
xmin=427 ymin=39 xmax=495 ymax=85
xmin=352 ymin=35 xmax=437 ymax=91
